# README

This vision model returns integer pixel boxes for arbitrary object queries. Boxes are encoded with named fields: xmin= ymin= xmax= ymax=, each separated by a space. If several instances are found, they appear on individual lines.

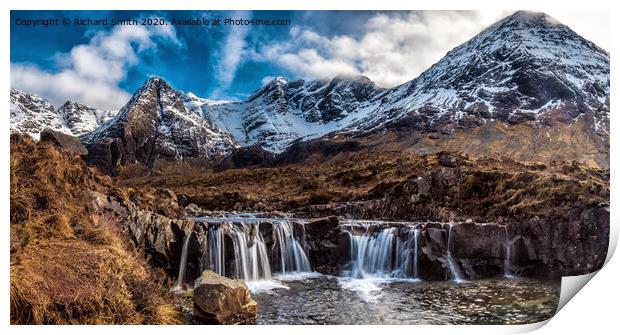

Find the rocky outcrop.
xmin=88 ymin=188 xmax=203 ymax=282
xmin=89 ymin=169 xmax=608 ymax=282
xmin=508 ymin=206 xmax=609 ymax=277
xmin=214 ymin=145 xmax=276 ymax=170
xmin=40 ymin=128 xmax=88 ymax=156
xmin=336 ymin=214 xmax=608 ymax=280
xmin=303 ymin=216 xmax=348 ymax=274
xmin=82 ymin=77 xmax=236 ymax=175
xmin=192 ymin=270 xmax=256 ymax=324
xmin=276 ymin=139 xmax=363 ymax=165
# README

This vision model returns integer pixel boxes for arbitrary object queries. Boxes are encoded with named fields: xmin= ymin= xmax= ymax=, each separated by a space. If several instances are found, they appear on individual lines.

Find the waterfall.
xmin=413 ymin=228 xmax=419 ymax=279
xmin=503 ymin=226 xmax=514 ymax=278
xmin=445 ymin=224 xmax=464 ymax=282
xmin=347 ymin=226 xmax=419 ymax=279
xmin=202 ymin=220 xmax=311 ymax=282
xmin=207 ymin=227 xmax=225 ymax=276
xmin=172 ymin=231 xmax=192 ymax=291
xmin=230 ymin=225 xmax=272 ymax=281
xmin=273 ymin=222 xmax=311 ymax=273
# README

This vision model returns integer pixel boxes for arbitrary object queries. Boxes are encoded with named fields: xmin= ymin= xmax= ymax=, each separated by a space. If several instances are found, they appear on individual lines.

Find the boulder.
xmin=40 ymin=128 xmax=88 ymax=156
xmin=193 ymin=270 xmax=256 ymax=324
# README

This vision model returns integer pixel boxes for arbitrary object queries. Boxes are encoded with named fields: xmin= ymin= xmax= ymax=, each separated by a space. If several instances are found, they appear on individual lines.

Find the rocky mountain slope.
xmin=360 ymin=11 xmax=609 ymax=133
xmin=82 ymin=77 xmax=237 ymax=175
xmin=189 ymin=75 xmax=385 ymax=152
xmin=10 ymin=89 xmax=116 ymax=139
xmin=192 ymin=11 xmax=609 ymax=156
xmin=57 ymin=101 xmax=117 ymax=135
xmin=10 ymin=11 xmax=610 ymax=170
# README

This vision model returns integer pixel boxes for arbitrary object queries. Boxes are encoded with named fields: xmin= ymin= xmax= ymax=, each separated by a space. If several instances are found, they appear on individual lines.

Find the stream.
xmin=253 ymin=274 xmax=559 ymax=325
xmin=184 ymin=214 xmax=561 ymax=324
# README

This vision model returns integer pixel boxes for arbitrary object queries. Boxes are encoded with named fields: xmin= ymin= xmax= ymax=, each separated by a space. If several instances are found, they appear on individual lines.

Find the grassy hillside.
xmin=10 ymin=135 xmax=184 ymax=324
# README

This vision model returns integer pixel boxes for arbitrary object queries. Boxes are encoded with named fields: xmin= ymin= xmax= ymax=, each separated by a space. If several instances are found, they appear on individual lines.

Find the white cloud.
xmin=251 ymin=11 xmax=508 ymax=88
xmin=212 ymin=11 xmax=252 ymax=97
xmin=11 ymin=23 xmax=181 ymax=110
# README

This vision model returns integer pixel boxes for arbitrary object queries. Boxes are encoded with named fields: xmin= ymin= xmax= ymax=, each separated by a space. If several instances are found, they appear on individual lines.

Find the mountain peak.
xmin=142 ymin=76 xmax=174 ymax=91
xmin=506 ymin=10 xmax=560 ymax=26
xmin=60 ymin=100 xmax=89 ymax=109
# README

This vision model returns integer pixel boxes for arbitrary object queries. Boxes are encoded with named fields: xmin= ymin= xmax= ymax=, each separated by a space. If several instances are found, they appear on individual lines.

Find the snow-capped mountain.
xmin=10 ymin=11 xmax=610 ymax=171
xmin=10 ymin=89 xmax=116 ymax=139
xmin=83 ymin=77 xmax=237 ymax=174
xmin=57 ymin=101 xmax=117 ymax=135
xmin=188 ymin=75 xmax=385 ymax=152
xmin=360 ymin=10 xmax=609 ymax=134
xmin=11 ymin=89 xmax=68 ymax=140
xmin=186 ymin=11 xmax=608 ymax=152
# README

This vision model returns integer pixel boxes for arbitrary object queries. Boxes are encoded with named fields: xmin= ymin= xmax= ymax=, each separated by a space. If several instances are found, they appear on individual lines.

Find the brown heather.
xmin=119 ymin=149 xmax=609 ymax=223
xmin=10 ymin=134 xmax=184 ymax=325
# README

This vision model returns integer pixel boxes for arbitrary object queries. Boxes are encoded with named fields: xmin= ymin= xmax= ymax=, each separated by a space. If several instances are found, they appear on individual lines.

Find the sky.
xmin=10 ymin=10 xmax=609 ymax=110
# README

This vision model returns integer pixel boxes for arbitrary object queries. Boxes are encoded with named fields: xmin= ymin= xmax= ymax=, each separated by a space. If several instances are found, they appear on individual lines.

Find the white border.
xmin=2 ymin=1 xmax=617 ymax=334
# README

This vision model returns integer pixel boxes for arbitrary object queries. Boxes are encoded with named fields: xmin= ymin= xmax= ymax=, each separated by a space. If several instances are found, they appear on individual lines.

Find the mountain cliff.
xmin=82 ymin=77 xmax=237 ymax=174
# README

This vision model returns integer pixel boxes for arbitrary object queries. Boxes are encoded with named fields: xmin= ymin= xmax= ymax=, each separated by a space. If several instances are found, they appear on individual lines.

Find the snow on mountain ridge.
xmin=83 ymin=77 xmax=237 ymax=173
xmin=10 ymin=89 xmax=116 ymax=139
xmin=11 ymin=11 xmax=610 ymax=158
xmin=188 ymin=75 xmax=386 ymax=152
xmin=186 ymin=11 xmax=609 ymax=152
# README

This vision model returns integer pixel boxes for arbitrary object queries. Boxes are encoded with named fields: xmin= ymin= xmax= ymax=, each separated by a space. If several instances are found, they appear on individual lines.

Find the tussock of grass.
xmin=10 ymin=134 xmax=183 ymax=325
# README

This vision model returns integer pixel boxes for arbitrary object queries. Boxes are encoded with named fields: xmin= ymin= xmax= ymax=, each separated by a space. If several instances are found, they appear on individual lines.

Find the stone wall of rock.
xmin=89 ymin=183 xmax=608 ymax=283
xmin=301 ymin=215 xmax=609 ymax=279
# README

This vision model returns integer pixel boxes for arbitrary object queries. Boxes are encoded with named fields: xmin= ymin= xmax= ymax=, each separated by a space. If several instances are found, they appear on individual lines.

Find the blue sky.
xmin=10 ymin=10 xmax=608 ymax=110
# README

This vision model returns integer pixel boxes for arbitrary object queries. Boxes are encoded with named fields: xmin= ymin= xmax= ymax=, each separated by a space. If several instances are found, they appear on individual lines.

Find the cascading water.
xmin=503 ymin=226 xmax=514 ymax=278
xmin=201 ymin=219 xmax=311 ymax=283
xmin=413 ymin=229 xmax=419 ymax=279
xmin=347 ymin=225 xmax=419 ymax=279
xmin=445 ymin=224 xmax=464 ymax=282
xmin=172 ymin=231 xmax=192 ymax=291
xmin=273 ymin=222 xmax=311 ymax=273
xmin=206 ymin=227 xmax=225 ymax=276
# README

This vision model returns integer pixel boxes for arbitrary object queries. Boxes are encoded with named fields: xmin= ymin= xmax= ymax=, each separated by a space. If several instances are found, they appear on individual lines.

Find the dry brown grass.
xmin=119 ymin=148 xmax=608 ymax=222
xmin=10 ymin=134 xmax=184 ymax=325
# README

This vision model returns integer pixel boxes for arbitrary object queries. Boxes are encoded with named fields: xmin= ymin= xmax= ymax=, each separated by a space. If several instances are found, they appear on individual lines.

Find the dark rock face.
xmin=215 ymin=145 xmax=276 ymax=170
xmin=303 ymin=216 xmax=348 ymax=274
xmin=82 ymin=77 xmax=236 ymax=175
xmin=509 ymin=206 xmax=609 ymax=277
xmin=333 ymin=216 xmax=608 ymax=280
xmin=277 ymin=139 xmax=363 ymax=165
xmin=39 ymin=128 xmax=88 ymax=156
xmin=193 ymin=270 xmax=256 ymax=325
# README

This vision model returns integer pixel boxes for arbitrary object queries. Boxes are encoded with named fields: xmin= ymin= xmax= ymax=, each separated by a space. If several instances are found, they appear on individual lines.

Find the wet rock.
xmin=40 ymin=128 xmax=88 ymax=156
xmin=303 ymin=216 xmax=345 ymax=274
xmin=193 ymin=270 xmax=257 ymax=324
xmin=511 ymin=206 xmax=609 ymax=276
xmin=451 ymin=223 xmax=505 ymax=278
